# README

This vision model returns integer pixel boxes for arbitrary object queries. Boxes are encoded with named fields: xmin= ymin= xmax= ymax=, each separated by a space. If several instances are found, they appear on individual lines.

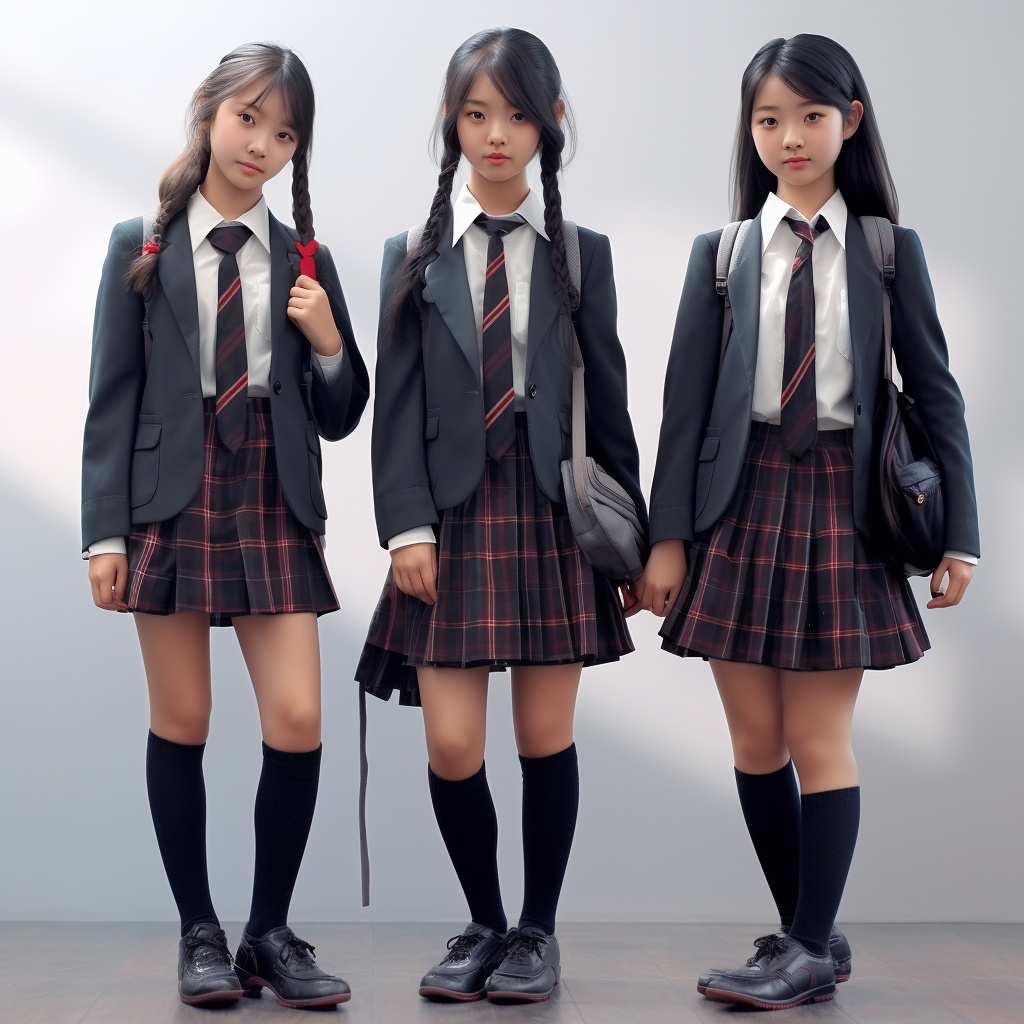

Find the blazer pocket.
xmin=306 ymin=427 xmax=328 ymax=519
xmin=558 ymin=404 xmax=572 ymax=435
xmin=694 ymin=427 xmax=722 ymax=519
xmin=130 ymin=422 xmax=162 ymax=508
xmin=425 ymin=409 xmax=440 ymax=488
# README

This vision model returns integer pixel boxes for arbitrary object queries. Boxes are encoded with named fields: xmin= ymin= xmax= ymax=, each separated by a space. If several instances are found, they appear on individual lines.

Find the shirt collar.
xmin=760 ymin=189 xmax=848 ymax=254
xmin=187 ymin=190 xmax=271 ymax=254
xmin=450 ymin=181 xmax=549 ymax=246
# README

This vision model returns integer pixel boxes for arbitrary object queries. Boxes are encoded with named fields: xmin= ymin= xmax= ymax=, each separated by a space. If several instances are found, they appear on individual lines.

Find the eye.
xmin=760 ymin=117 xmax=778 ymax=127
xmin=468 ymin=111 xmax=485 ymax=121
xmin=511 ymin=112 xmax=526 ymax=122
xmin=277 ymin=131 xmax=294 ymax=142
xmin=240 ymin=112 xmax=255 ymax=124
xmin=806 ymin=112 xmax=821 ymax=122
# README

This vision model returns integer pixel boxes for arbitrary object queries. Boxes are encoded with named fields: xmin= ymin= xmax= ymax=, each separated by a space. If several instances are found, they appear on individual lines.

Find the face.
xmin=750 ymin=74 xmax=863 ymax=194
xmin=206 ymin=78 xmax=299 ymax=193
xmin=455 ymin=71 xmax=543 ymax=183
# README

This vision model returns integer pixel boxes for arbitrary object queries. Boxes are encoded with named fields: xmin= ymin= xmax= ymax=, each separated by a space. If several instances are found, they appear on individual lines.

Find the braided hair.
xmin=127 ymin=42 xmax=316 ymax=297
xmin=387 ymin=27 xmax=576 ymax=331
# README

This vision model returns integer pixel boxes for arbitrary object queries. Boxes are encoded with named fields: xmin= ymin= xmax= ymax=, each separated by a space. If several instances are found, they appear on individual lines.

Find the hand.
xmin=287 ymin=274 xmax=343 ymax=357
xmin=926 ymin=556 xmax=973 ymax=609
xmin=391 ymin=542 xmax=438 ymax=606
xmin=620 ymin=582 xmax=642 ymax=618
xmin=632 ymin=539 xmax=688 ymax=617
xmin=89 ymin=553 xmax=129 ymax=611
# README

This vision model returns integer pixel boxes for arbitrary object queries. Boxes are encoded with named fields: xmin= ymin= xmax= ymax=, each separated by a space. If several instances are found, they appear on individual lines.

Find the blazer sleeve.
xmin=370 ymin=235 xmax=439 ymax=547
xmin=309 ymin=243 xmax=370 ymax=441
xmin=574 ymin=231 xmax=648 ymax=528
xmin=81 ymin=220 xmax=147 ymax=551
xmin=891 ymin=228 xmax=980 ymax=557
xmin=648 ymin=232 xmax=723 ymax=544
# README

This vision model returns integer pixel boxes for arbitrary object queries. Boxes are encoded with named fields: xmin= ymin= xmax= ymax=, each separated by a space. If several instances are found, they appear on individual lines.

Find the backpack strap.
xmin=562 ymin=219 xmax=581 ymax=310
xmin=858 ymin=215 xmax=896 ymax=381
xmin=716 ymin=220 xmax=752 ymax=368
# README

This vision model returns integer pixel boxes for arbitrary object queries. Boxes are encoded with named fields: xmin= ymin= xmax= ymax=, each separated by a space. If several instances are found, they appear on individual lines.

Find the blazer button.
xmin=856 ymin=403 xmax=862 ymax=415
xmin=528 ymin=383 xmax=538 ymax=398
xmin=273 ymin=381 xmax=283 ymax=395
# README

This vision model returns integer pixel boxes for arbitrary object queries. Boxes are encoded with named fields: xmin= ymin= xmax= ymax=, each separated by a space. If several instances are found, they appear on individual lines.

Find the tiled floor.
xmin=2 ymin=922 xmax=1021 ymax=1023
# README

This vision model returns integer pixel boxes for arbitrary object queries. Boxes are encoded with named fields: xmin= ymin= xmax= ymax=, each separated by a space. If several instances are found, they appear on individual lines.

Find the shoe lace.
xmin=502 ymin=929 xmax=544 ymax=965
xmin=746 ymin=933 xmax=788 ymax=967
xmin=184 ymin=929 xmax=231 ymax=966
xmin=442 ymin=931 xmax=484 ymax=964
xmin=281 ymin=935 xmax=317 ymax=967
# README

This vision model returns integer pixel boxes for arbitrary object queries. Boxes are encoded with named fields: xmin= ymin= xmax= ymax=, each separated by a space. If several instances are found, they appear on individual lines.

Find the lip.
xmin=784 ymin=157 xmax=810 ymax=168
xmin=485 ymin=153 xmax=511 ymax=165
xmin=238 ymin=161 xmax=264 ymax=175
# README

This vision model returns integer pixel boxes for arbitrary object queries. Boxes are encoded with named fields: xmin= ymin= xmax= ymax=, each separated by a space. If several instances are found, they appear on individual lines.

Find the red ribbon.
xmin=294 ymin=239 xmax=319 ymax=281
xmin=142 ymin=238 xmax=160 ymax=254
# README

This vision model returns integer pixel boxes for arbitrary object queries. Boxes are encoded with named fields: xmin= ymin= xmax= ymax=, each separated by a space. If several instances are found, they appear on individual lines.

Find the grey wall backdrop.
xmin=1 ymin=0 xmax=1020 ymax=925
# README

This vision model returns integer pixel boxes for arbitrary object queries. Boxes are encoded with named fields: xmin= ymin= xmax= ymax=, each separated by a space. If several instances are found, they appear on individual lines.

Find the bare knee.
xmin=785 ymin=727 xmax=853 ymax=781
xmin=515 ymin=718 xmax=573 ymax=759
xmin=729 ymin=723 xmax=788 ymax=775
xmin=151 ymin=697 xmax=212 ymax=746
xmin=263 ymin=700 xmax=321 ymax=752
xmin=427 ymin=730 xmax=485 ymax=781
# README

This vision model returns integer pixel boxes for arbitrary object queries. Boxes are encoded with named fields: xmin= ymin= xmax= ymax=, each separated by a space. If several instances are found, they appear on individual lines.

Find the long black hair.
xmin=731 ymin=34 xmax=898 ymax=223
xmin=387 ymin=27 xmax=576 ymax=331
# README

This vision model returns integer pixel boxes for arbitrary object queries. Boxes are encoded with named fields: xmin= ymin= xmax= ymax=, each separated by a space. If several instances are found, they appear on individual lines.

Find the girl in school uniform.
xmin=355 ymin=27 xmax=645 ymax=1004
xmin=635 ymin=34 xmax=979 ymax=1011
xmin=82 ymin=43 xmax=368 ymax=1008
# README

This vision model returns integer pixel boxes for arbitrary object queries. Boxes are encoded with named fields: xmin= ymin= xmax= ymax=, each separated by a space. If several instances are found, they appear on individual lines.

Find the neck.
xmin=199 ymin=167 xmax=263 ymax=222
xmin=775 ymin=172 xmax=837 ymax=221
xmin=467 ymin=168 xmax=530 ymax=216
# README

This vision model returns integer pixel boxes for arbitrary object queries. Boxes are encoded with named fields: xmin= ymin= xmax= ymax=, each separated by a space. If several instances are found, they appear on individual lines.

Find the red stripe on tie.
xmin=482 ymin=294 xmax=510 ymax=332
xmin=484 ymin=388 xmax=514 ymax=429
xmin=483 ymin=344 xmax=511 ymax=378
xmin=217 ymin=277 xmax=242 ymax=313
xmin=781 ymin=344 xmax=816 ymax=407
xmin=486 ymin=252 xmax=506 ymax=280
xmin=215 ymin=372 xmax=248 ymax=413
xmin=215 ymin=324 xmax=246 ymax=367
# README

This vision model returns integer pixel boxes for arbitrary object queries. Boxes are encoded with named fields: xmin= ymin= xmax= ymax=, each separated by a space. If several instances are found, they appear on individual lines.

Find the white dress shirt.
xmin=751 ymin=191 xmax=975 ymax=566
xmin=86 ymin=192 xmax=342 ymax=558
xmin=388 ymin=184 xmax=548 ymax=552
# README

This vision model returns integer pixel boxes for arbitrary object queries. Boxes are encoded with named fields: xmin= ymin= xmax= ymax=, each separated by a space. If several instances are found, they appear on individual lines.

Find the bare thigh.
xmin=781 ymin=668 xmax=863 ymax=794
xmin=710 ymin=659 xmax=788 ymax=774
xmin=510 ymin=663 xmax=582 ymax=758
xmin=233 ymin=612 xmax=322 ymax=753
xmin=418 ymin=666 xmax=491 ymax=781
xmin=134 ymin=611 xmax=212 ymax=745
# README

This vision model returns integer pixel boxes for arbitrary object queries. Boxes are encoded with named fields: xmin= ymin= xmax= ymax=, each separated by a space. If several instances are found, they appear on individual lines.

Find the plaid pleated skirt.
xmin=356 ymin=414 xmax=633 ymax=706
xmin=660 ymin=421 xmax=929 ymax=670
xmin=126 ymin=398 xmax=339 ymax=627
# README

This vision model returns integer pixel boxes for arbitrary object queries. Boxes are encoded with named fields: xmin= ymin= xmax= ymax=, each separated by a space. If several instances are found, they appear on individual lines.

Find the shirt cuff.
xmin=85 ymin=537 xmax=127 ymax=559
xmin=312 ymin=348 xmax=344 ymax=384
xmin=943 ymin=550 xmax=978 ymax=565
xmin=387 ymin=526 xmax=436 ymax=551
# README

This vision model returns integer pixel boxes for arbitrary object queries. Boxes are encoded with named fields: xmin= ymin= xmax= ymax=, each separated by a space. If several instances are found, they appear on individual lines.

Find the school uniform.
xmin=650 ymin=191 xmax=979 ymax=669
xmin=82 ymin=192 xmax=370 ymax=624
xmin=356 ymin=185 xmax=645 ymax=705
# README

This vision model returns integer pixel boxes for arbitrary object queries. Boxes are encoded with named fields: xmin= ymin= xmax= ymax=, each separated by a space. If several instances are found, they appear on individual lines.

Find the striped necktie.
xmin=476 ymin=212 xmax=526 ymax=461
xmin=781 ymin=215 xmax=830 ymax=457
xmin=208 ymin=223 xmax=253 ymax=453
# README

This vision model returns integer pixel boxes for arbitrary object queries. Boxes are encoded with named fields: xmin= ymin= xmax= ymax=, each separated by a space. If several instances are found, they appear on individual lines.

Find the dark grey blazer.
xmin=81 ymin=209 xmax=369 ymax=551
xmin=370 ymin=207 xmax=646 ymax=547
xmin=649 ymin=214 xmax=980 ymax=556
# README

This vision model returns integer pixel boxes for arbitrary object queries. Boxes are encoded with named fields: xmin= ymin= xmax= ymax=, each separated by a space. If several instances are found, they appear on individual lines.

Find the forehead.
xmin=463 ymin=70 xmax=516 ymax=107
xmin=230 ymin=78 xmax=294 ymax=123
xmin=752 ymin=74 xmax=821 ymax=113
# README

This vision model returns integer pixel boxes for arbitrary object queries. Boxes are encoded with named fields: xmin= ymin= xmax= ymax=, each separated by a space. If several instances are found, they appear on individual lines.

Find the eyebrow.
xmin=463 ymin=98 xmax=491 ymax=107
xmin=239 ymin=100 xmax=297 ymax=132
xmin=753 ymin=100 xmax=822 ymax=114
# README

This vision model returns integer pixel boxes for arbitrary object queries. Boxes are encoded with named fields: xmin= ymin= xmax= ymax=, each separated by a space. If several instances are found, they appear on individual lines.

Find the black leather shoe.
xmin=234 ymin=926 xmax=351 ymax=1008
xmin=698 ymin=926 xmax=851 ymax=993
xmin=486 ymin=926 xmax=560 ymax=1002
xmin=177 ymin=923 xmax=244 ymax=1006
xmin=418 ymin=923 xmax=507 ymax=1001
xmin=703 ymin=934 xmax=835 ymax=1009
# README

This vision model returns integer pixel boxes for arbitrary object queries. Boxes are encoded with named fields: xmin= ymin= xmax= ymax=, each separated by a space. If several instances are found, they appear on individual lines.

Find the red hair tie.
xmin=142 ymin=238 xmax=160 ymax=255
xmin=294 ymin=239 xmax=319 ymax=281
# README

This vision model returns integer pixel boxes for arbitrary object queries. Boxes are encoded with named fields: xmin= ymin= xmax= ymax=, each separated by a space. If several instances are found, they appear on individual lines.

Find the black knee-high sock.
xmin=428 ymin=763 xmax=506 ymax=935
xmin=245 ymin=743 xmax=322 ymax=939
xmin=788 ymin=787 xmax=860 ymax=957
xmin=146 ymin=731 xmax=219 ymax=936
xmin=734 ymin=761 xmax=802 ymax=929
xmin=519 ymin=743 xmax=579 ymax=935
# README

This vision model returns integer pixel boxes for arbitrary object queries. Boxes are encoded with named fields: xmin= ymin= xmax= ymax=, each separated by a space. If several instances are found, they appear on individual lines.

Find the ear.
xmin=554 ymin=98 xmax=566 ymax=129
xmin=843 ymin=100 xmax=864 ymax=140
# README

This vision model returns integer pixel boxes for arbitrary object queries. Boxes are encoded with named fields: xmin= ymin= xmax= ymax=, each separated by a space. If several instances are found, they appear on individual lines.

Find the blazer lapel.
xmin=424 ymin=209 xmax=480 ymax=383
xmin=844 ymin=216 xmax=882 ymax=391
xmin=726 ymin=211 xmax=763 ymax=391
xmin=157 ymin=212 xmax=201 ymax=379
xmin=525 ymin=235 xmax=559 ymax=378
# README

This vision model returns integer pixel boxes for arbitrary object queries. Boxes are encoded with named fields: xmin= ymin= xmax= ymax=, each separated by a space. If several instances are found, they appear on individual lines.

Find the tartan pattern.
xmin=782 ymin=216 xmax=829 ymax=457
xmin=477 ymin=213 xmax=525 ymax=461
xmin=357 ymin=415 xmax=633 ymax=705
xmin=126 ymin=399 xmax=339 ymax=626
xmin=660 ymin=422 xmax=929 ymax=670
xmin=209 ymin=224 xmax=252 ymax=453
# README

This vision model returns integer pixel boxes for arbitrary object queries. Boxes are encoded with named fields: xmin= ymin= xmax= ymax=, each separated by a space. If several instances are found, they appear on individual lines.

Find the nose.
xmin=487 ymin=121 xmax=507 ymax=147
xmin=248 ymin=133 xmax=268 ymax=159
xmin=783 ymin=125 xmax=804 ymax=151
